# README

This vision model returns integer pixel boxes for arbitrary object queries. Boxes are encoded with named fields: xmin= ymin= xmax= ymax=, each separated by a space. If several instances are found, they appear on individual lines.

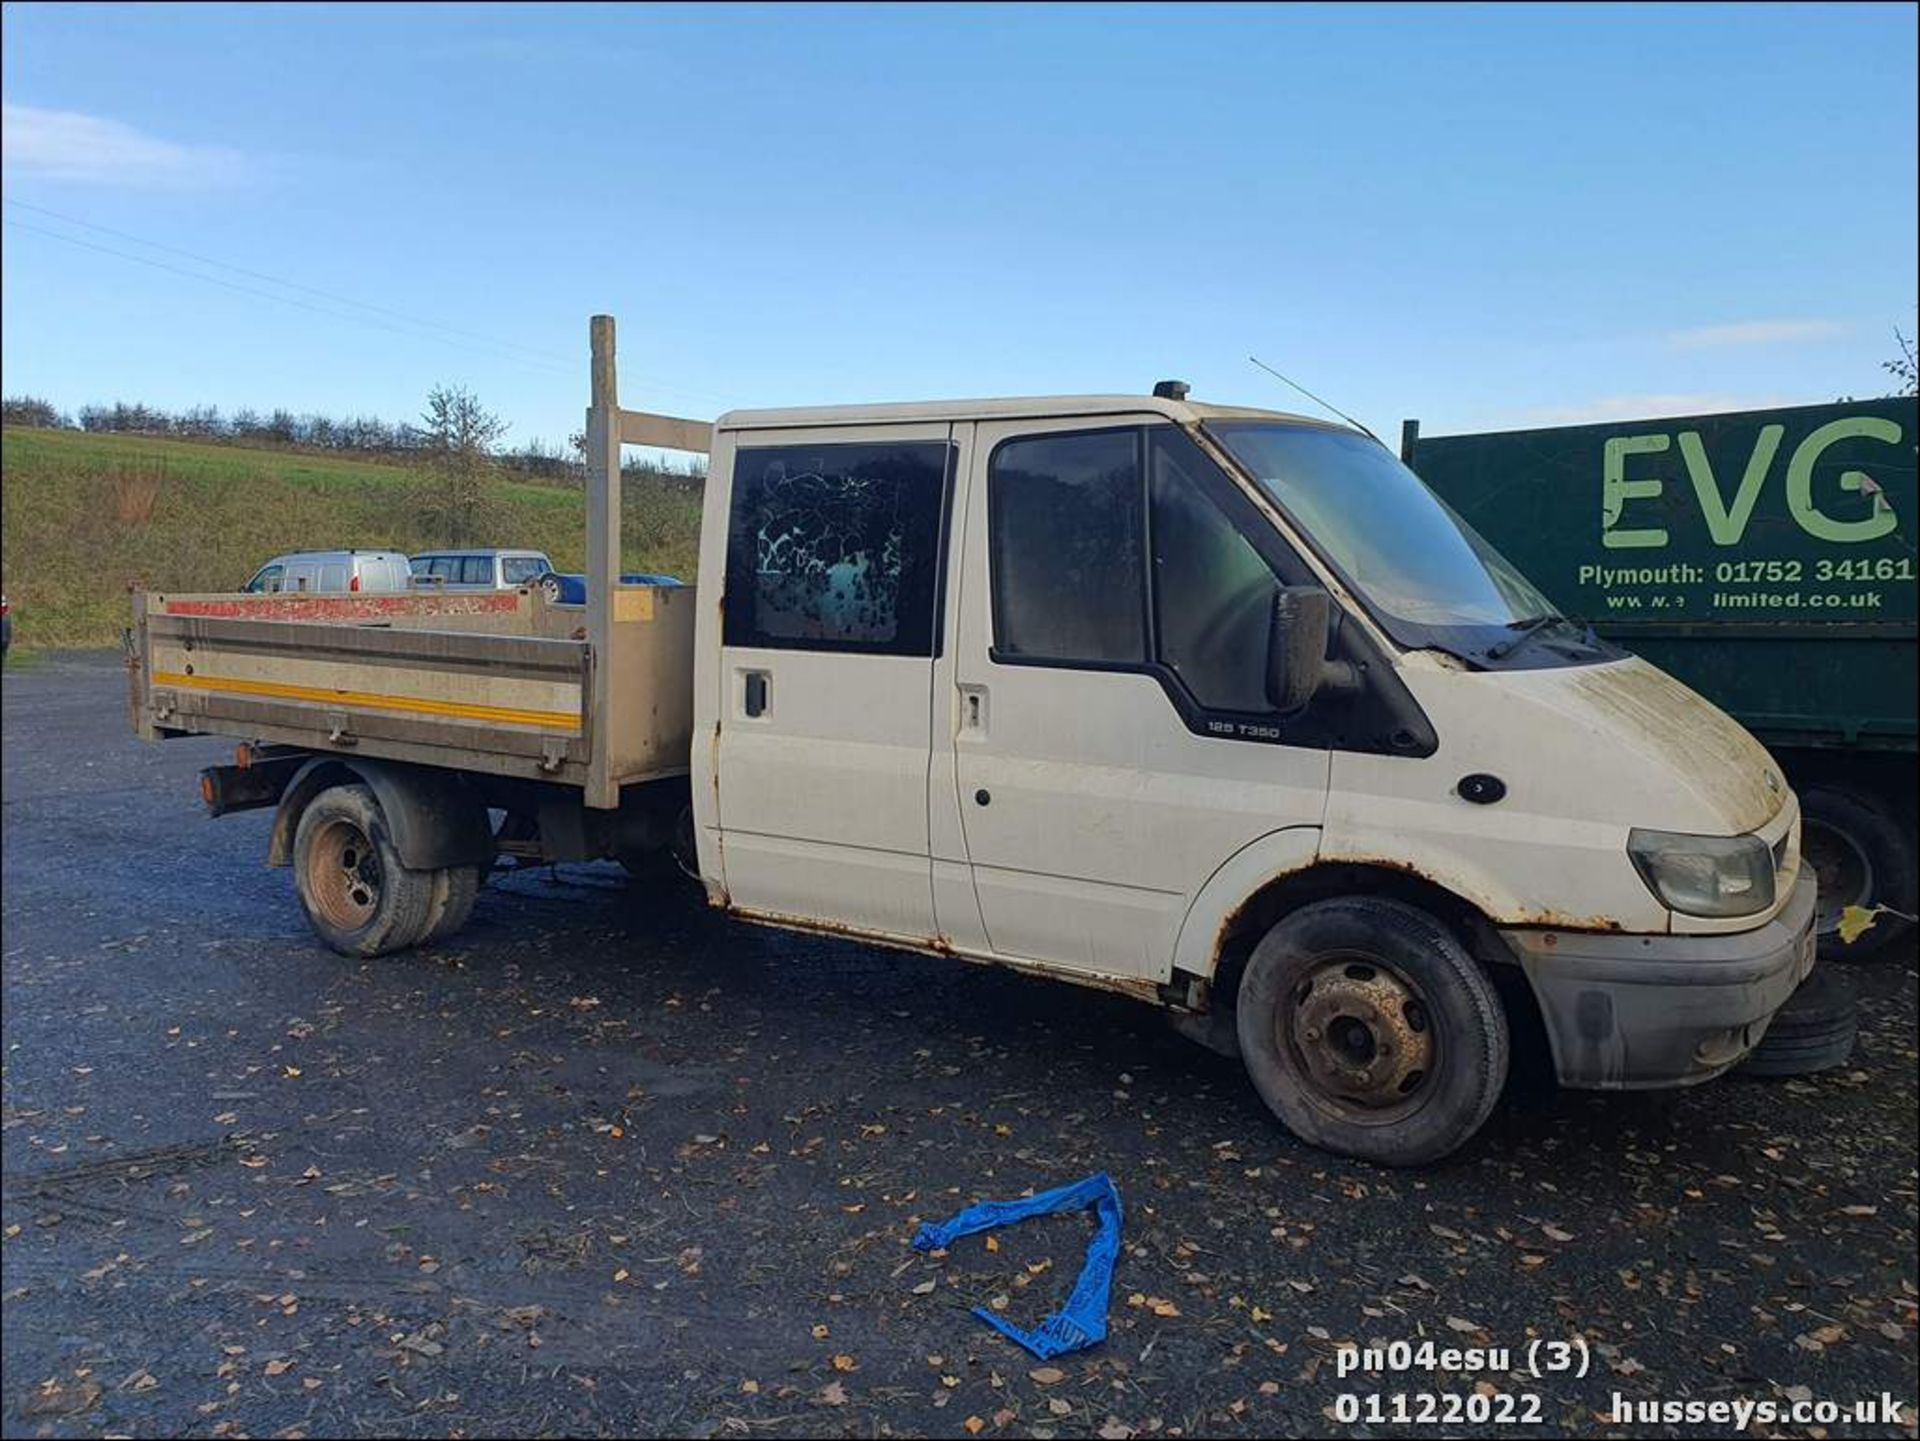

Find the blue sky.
xmin=3 ymin=2 xmax=1915 ymax=451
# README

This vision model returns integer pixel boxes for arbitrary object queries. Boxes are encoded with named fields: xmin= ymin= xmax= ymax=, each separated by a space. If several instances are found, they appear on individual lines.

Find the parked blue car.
xmin=535 ymin=570 xmax=684 ymax=605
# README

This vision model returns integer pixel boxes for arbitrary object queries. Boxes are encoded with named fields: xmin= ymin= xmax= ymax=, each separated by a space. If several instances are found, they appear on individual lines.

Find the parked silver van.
xmin=242 ymin=550 xmax=412 ymax=594
xmin=408 ymin=548 xmax=554 ymax=590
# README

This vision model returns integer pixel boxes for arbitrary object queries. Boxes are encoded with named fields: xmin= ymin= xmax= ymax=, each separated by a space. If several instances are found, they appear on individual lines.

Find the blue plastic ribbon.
xmin=911 ymin=1172 xmax=1123 ymax=1359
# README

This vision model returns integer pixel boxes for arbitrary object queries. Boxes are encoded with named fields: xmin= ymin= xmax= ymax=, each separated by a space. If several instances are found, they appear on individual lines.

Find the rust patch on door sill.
xmin=724 ymin=905 xmax=1162 ymax=1004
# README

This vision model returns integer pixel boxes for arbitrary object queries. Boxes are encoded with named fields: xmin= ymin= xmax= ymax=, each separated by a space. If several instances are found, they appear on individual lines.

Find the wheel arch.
xmin=1179 ymin=847 xmax=1550 ymax=1070
xmin=268 ymin=757 xmax=493 ymax=871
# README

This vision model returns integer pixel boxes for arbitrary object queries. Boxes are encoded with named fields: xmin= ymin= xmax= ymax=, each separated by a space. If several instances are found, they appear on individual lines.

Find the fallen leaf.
xmin=831 ymin=1354 xmax=857 ymax=1372
xmin=811 ymin=1324 xmax=830 ymax=1340
xmin=1540 ymin=1224 xmax=1575 ymax=1242
xmin=1030 ymin=1366 xmax=1065 ymax=1384
xmin=1049 ymin=1397 xmax=1072 ymax=1415
xmin=741 ymin=1379 xmax=760 ymax=1394
xmin=963 ymin=1417 xmax=986 ymax=1435
xmin=911 ymin=1280 xmax=937 ymax=1295
xmin=817 ymin=1380 xmax=848 ymax=1406
xmin=985 ymin=1235 xmax=1000 ymax=1253
xmin=264 ymin=1359 xmax=293 ymax=1377
xmin=1837 ymin=904 xmax=1883 ymax=945
xmin=1446 ymin=1316 xmax=1483 ymax=1334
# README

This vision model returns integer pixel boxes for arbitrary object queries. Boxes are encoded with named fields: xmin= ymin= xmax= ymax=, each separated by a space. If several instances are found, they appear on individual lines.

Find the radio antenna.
xmin=1248 ymin=355 xmax=1382 ymax=445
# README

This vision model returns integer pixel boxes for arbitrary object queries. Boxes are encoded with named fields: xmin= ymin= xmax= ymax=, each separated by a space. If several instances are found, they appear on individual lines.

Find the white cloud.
xmin=1665 ymin=319 xmax=1844 ymax=350
xmin=1 ymin=102 xmax=244 ymax=186
xmin=1508 ymin=393 xmax=1799 ymax=427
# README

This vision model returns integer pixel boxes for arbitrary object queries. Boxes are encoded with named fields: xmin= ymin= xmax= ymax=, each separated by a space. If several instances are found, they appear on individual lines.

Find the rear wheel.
xmin=292 ymin=784 xmax=435 ymax=957
xmin=1235 ymin=897 xmax=1508 ymax=1167
xmin=1800 ymin=785 xmax=1915 ymax=962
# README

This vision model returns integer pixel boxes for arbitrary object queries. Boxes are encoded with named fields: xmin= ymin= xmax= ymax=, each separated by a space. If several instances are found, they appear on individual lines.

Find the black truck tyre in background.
xmin=1738 ymin=967 xmax=1858 ymax=1076
xmin=1798 ymin=783 xmax=1917 ymax=962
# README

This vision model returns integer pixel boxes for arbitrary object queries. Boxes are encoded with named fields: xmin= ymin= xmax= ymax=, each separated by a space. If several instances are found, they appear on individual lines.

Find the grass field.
xmin=0 ymin=427 xmax=702 ymax=650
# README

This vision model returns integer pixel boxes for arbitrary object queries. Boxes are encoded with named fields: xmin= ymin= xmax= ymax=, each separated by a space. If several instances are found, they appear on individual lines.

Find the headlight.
xmin=1628 ymin=829 xmax=1775 ymax=918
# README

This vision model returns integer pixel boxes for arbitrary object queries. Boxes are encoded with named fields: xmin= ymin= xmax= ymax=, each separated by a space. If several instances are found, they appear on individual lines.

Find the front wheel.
xmin=1235 ymin=897 xmax=1508 ymax=1167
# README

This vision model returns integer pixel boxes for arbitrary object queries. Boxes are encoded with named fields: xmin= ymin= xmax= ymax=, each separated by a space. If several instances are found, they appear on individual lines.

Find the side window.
xmin=989 ymin=429 xmax=1145 ymax=663
xmin=247 ymin=564 xmax=284 ymax=594
xmin=724 ymin=441 xmax=950 ymax=656
xmin=501 ymin=555 xmax=545 ymax=585
xmin=428 ymin=557 xmax=458 ymax=581
xmin=459 ymin=556 xmax=493 ymax=585
xmin=409 ymin=557 xmax=433 ymax=578
xmin=1149 ymin=428 xmax=1283 ymax=712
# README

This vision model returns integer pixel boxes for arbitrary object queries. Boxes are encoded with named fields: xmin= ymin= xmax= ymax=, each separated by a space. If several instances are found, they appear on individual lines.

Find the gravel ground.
xmin=3 ymin=652 xmax=1915 ymax=1439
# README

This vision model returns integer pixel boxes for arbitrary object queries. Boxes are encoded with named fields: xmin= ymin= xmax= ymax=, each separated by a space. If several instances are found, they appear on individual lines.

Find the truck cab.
xmin=686 ymin=390 xmax=1814 ymax=1164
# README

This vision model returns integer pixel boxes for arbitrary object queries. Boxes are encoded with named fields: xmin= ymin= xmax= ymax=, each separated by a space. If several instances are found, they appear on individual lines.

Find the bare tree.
xmin=1886 ymin=327 xmax=1918 ymax=397
xmin=412 ymin=384 xmax=509 ymax=546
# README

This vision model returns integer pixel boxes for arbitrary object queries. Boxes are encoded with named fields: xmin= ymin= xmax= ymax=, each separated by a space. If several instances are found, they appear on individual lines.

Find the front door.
xmin=951 ymin=419 xmax=1332 ymax=985
xmin=712 ymin=424 xmax=958 ymax=943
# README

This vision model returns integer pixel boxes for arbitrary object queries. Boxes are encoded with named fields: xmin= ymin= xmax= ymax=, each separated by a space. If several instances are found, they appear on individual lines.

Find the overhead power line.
xmin=3 ymin=198 xmax=735 ymax=405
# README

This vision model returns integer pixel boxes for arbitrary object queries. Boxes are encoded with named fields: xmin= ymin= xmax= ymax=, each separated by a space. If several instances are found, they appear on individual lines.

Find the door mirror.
xmin=1265 ymin=585 xmax=1332 ymax=712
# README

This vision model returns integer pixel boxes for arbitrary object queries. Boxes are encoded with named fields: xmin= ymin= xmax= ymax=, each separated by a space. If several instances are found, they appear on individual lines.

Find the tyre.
xmin=1234 ymin=897 xmax=1509 ymax=1167
xmin=292 ymin=783 xmax=436 ymax=957
xmin=421 ymin=864 xmax=484 ymax=943
xmin=1800 ymin=785 xmax=1916 ymax=962
xmin=1739 ymin=968 xmax=1857 ymax=1077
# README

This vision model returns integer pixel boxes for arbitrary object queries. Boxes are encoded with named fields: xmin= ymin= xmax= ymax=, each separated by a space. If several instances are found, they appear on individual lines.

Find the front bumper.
xmin=1500 ymin=870 xmax=1816 ymax=1090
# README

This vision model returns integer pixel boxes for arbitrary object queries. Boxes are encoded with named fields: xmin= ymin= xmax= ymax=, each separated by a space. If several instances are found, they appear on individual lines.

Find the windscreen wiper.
xmin=1486 ymin=614 xmax=1569 ymax=661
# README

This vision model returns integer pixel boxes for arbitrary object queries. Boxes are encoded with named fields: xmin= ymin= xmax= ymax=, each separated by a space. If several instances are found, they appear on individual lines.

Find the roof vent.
xmin=1152 ymin=379 xmax=1191 ymax=400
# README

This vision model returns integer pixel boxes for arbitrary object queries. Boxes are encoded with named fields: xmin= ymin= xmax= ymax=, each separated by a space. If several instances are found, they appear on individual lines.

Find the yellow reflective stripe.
xmin=151 ymin=670 xmax=579 ymax=731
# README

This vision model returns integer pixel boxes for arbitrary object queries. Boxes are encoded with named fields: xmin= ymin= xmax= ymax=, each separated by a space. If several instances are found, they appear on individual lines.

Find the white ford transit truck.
xmin=130 ymin=316 xmax=1817 ymax=1165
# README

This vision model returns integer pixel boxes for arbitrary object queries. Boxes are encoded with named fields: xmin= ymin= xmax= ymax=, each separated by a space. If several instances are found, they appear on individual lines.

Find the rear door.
xmin=711 ymin=423 xmax=959 ymax=943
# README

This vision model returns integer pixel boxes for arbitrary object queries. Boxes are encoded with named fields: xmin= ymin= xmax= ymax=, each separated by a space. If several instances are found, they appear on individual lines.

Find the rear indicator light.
xmin=350 ymin=574 xmax=361 ymax=592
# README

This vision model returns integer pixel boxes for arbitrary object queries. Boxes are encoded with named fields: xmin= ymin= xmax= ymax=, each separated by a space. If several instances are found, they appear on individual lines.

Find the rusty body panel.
xmin=722 ymin=903 xmax=1164 ymax=1005
xmin=153 ymin=590 xmax=528 ymax=627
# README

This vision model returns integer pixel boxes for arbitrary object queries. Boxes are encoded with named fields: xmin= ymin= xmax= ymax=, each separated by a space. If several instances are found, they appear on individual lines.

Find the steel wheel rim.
xmin=1279 ymin=953 xmax=1438 ymax=1125
xmin=307 ymin=817 xmax=382 ymax=929
xmin=1802 ymin=818 xmax=1872 ymax=936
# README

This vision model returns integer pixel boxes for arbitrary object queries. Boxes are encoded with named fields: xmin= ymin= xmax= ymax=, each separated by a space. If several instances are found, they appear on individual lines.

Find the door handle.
xmin=959 ymin=684 xmax=988 ymax=734
xmin=743 ymin=670 xmax=769 ymax=718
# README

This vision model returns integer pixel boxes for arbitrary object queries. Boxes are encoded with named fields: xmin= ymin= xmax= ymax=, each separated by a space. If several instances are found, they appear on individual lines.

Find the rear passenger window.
xmin=459 ymin=556 xmax=493 ymax=585
xmin=501 ymin=555 xmax=545 ymax=585
xmin=989 ymin=430 xmax=1145 ymax=663
xmin=724 ymin=441 xmax=951 ymax=656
